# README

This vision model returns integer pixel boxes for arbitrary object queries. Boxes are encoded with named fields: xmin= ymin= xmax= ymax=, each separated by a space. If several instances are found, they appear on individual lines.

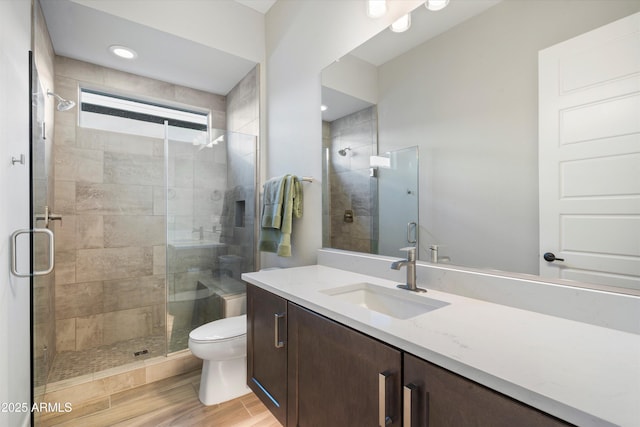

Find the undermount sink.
xmin=321 ymin=282 xmax=449 ymax=320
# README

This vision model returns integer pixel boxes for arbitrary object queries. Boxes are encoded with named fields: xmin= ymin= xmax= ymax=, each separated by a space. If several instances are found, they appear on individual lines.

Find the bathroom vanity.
xmin=243 ymin=262 xmax=640 ymax=427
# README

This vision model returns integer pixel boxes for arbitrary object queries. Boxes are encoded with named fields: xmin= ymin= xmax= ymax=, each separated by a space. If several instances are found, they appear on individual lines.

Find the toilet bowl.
xmin=188 ymin=314 xmax=250 ymax=405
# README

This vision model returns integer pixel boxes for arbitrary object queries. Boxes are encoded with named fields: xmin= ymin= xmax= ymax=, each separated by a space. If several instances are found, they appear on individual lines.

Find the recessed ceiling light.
xmin=366 ymin=0 xmax=387 ymax=18
xmin=109 ymin=45 xmax=137 ymax=60
xmin=390 ymin=13 xmax=411 ymax=33
xmin=320 ymin=105 xmax=328 ymax=112
xmin=426 ymin=0 xmax=449 ymax=11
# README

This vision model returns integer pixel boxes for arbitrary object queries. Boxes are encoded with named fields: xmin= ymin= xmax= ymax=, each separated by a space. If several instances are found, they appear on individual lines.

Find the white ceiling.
xmin=41 ymin=0 xmax=498 ymax=105
xmin=40 ymin=0 xmax=262 ymax=95
xmin=234 ymin=0 xmax=277 ymax=14
xmin=350 ymin=0 xmax=501 ymax=66
xmin=321 ymin=86 xmax=374 ymax=123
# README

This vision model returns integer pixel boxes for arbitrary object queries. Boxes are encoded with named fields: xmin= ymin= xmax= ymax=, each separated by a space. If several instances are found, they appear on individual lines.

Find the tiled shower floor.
xmin=47 ymin=335 xmax=166 ymax=383
xmin=46 ymin=325 xmax=195 ymax=384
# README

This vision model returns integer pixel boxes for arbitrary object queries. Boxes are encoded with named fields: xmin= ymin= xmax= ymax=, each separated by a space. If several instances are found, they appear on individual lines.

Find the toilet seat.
xmin=189 ymin=314 xmax=246 ymax=343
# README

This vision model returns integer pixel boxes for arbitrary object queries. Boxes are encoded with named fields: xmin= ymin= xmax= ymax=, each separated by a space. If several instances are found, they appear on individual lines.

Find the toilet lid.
xmin=189 ymin=314 xmax=247 ymax=342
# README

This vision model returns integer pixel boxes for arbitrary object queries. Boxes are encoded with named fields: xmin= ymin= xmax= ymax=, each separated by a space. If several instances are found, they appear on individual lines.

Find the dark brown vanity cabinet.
xmin=403 ymin=353 xmax=572 ymax=427
xmin=287 ymin=303 xmax=402 ymax=427
xmin=247 ymin=284 xmax=288 ymax=425
xmin=247 ymin=285 xmax=573 ymax=427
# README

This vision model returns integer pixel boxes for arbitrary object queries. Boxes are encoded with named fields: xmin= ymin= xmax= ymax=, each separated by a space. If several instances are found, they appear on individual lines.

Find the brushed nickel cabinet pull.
xmin=274 ymin=313 xmax=285 ymax=348
xmin=379 ymin=371 xmax=393 ymax=426
xmin=403 ymin=383 xmax=417 ymax=427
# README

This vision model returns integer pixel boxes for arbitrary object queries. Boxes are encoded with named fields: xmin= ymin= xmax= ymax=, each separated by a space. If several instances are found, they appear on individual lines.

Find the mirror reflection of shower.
xmin=46 ymin=90 xmax=76 ymax=111
xmin=338 ymin=147 xmax=351 ymax=156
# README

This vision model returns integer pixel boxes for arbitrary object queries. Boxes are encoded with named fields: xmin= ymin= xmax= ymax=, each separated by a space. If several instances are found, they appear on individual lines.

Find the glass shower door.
xmin=377 ymin=146 xmax=419 ymax=257
xmin=165 ymin=127 xmax=256 ymax=353
xmin=29 ymin=55 xmax=57 ymax=423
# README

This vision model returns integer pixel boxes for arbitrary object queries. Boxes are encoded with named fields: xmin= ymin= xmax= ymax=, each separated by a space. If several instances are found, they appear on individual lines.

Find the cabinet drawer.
xmin=288 ymin=303 xmax=402 ymax=427
xmin=403 ymin=353 xmax=572 ymax=427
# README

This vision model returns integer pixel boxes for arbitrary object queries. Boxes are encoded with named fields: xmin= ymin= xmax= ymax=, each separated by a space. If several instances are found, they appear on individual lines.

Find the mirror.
xmin=321 ymin=0 xmax=640 ymax=293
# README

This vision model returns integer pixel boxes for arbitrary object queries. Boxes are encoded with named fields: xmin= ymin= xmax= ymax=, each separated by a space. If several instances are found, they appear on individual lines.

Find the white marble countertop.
xmin=242 ymin=265 xmax=640 ymax=427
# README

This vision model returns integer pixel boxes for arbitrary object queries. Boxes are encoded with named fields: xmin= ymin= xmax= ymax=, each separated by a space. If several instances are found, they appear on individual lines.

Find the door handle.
xmin=407 ymin=222 xmax=417 ymax=244
xmin=403 ymin=383 xmax=417 ymax=427
xmin=274 ymin=312 xmax=285 ymax=348
xmin=379 ymin=371 xmax=394 ymax=426
xmin=543 ymin=252 xmax=565 ymax=262
xmin=11 ymin=228 xmax=54 ymax=277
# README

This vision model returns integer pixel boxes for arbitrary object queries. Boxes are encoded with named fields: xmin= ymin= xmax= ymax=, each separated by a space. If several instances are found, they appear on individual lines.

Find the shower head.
xmin=47 ymin=90 xmax=76 ymax=111
xmin=338 ymin=147 xmax=351 ymax=156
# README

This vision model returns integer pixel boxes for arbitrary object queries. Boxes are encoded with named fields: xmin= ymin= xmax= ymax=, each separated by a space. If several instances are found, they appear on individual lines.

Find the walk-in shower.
xmin=30 ymin=57 xmax=258 ymax=409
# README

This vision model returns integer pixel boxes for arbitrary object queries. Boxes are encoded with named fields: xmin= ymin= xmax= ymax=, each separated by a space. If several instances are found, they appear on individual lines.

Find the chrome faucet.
xmin=391 ymin=247 xmax=426 ymax=293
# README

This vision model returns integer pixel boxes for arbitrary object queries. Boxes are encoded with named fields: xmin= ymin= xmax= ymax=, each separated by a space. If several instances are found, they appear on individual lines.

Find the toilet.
xmin=188 ymin=314 xmax=250 ymax=405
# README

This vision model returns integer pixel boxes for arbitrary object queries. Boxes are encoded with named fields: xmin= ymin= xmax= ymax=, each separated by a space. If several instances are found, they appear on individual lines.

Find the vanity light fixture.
xmin=109 ymin=45 xmax=138 ymax=60
xmin=366 ymin=0 xmax=387 ymax=18
xmin=425 ymin=0 xmax=449 ymax=11
xmin=390 ymin=13 xmax=411 ymax=33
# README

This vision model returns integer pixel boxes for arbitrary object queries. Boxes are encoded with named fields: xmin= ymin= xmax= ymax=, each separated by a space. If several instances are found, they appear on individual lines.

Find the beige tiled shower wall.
xmin=324 ymin=106 xmax=378 ymax=253
xmin=224 ymin=65 xmax=259 ymax=274
xmin=52 ymin=56 xmax=227 ymax=353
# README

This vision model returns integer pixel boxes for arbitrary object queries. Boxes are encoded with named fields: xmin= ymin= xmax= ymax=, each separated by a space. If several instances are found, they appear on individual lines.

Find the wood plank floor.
xmin=41 ymin=370 xmax=281 ymax=427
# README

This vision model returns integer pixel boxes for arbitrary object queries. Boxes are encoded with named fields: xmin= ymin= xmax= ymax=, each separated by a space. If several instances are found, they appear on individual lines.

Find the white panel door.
xmin=539 ymin=12 xmax=640 ymax=291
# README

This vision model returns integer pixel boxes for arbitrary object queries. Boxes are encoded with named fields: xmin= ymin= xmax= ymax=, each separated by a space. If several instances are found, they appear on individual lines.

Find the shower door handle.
xmin=407 ymin=222 xmax=417 ymax=244
xmin=11 ymin=228 xmax=55 ymax=277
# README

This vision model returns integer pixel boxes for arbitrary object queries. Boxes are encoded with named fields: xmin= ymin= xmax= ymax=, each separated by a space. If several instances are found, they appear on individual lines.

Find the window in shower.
xmin=78 ymin=87 xmax=209 ymax=140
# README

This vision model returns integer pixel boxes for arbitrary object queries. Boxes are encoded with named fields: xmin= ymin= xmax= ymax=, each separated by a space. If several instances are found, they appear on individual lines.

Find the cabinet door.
xmin=247 ymin=284 xmax=288 ymax=424
xmin=288 ymin=303 xmax=402 ymax=427
xmin=403 ymin=353 xmax=572 ymax=427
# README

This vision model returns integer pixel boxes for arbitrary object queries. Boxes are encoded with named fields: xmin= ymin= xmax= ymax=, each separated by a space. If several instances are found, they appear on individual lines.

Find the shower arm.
xmin=47 ymin=90 xmax=63 ymax=102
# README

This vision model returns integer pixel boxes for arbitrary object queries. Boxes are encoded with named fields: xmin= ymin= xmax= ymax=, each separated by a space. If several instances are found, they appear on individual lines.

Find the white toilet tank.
xmin=221 ymin=292 xmax=246 ymax=317
xmin=189 ymin=314 xmax=246 ymax=344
